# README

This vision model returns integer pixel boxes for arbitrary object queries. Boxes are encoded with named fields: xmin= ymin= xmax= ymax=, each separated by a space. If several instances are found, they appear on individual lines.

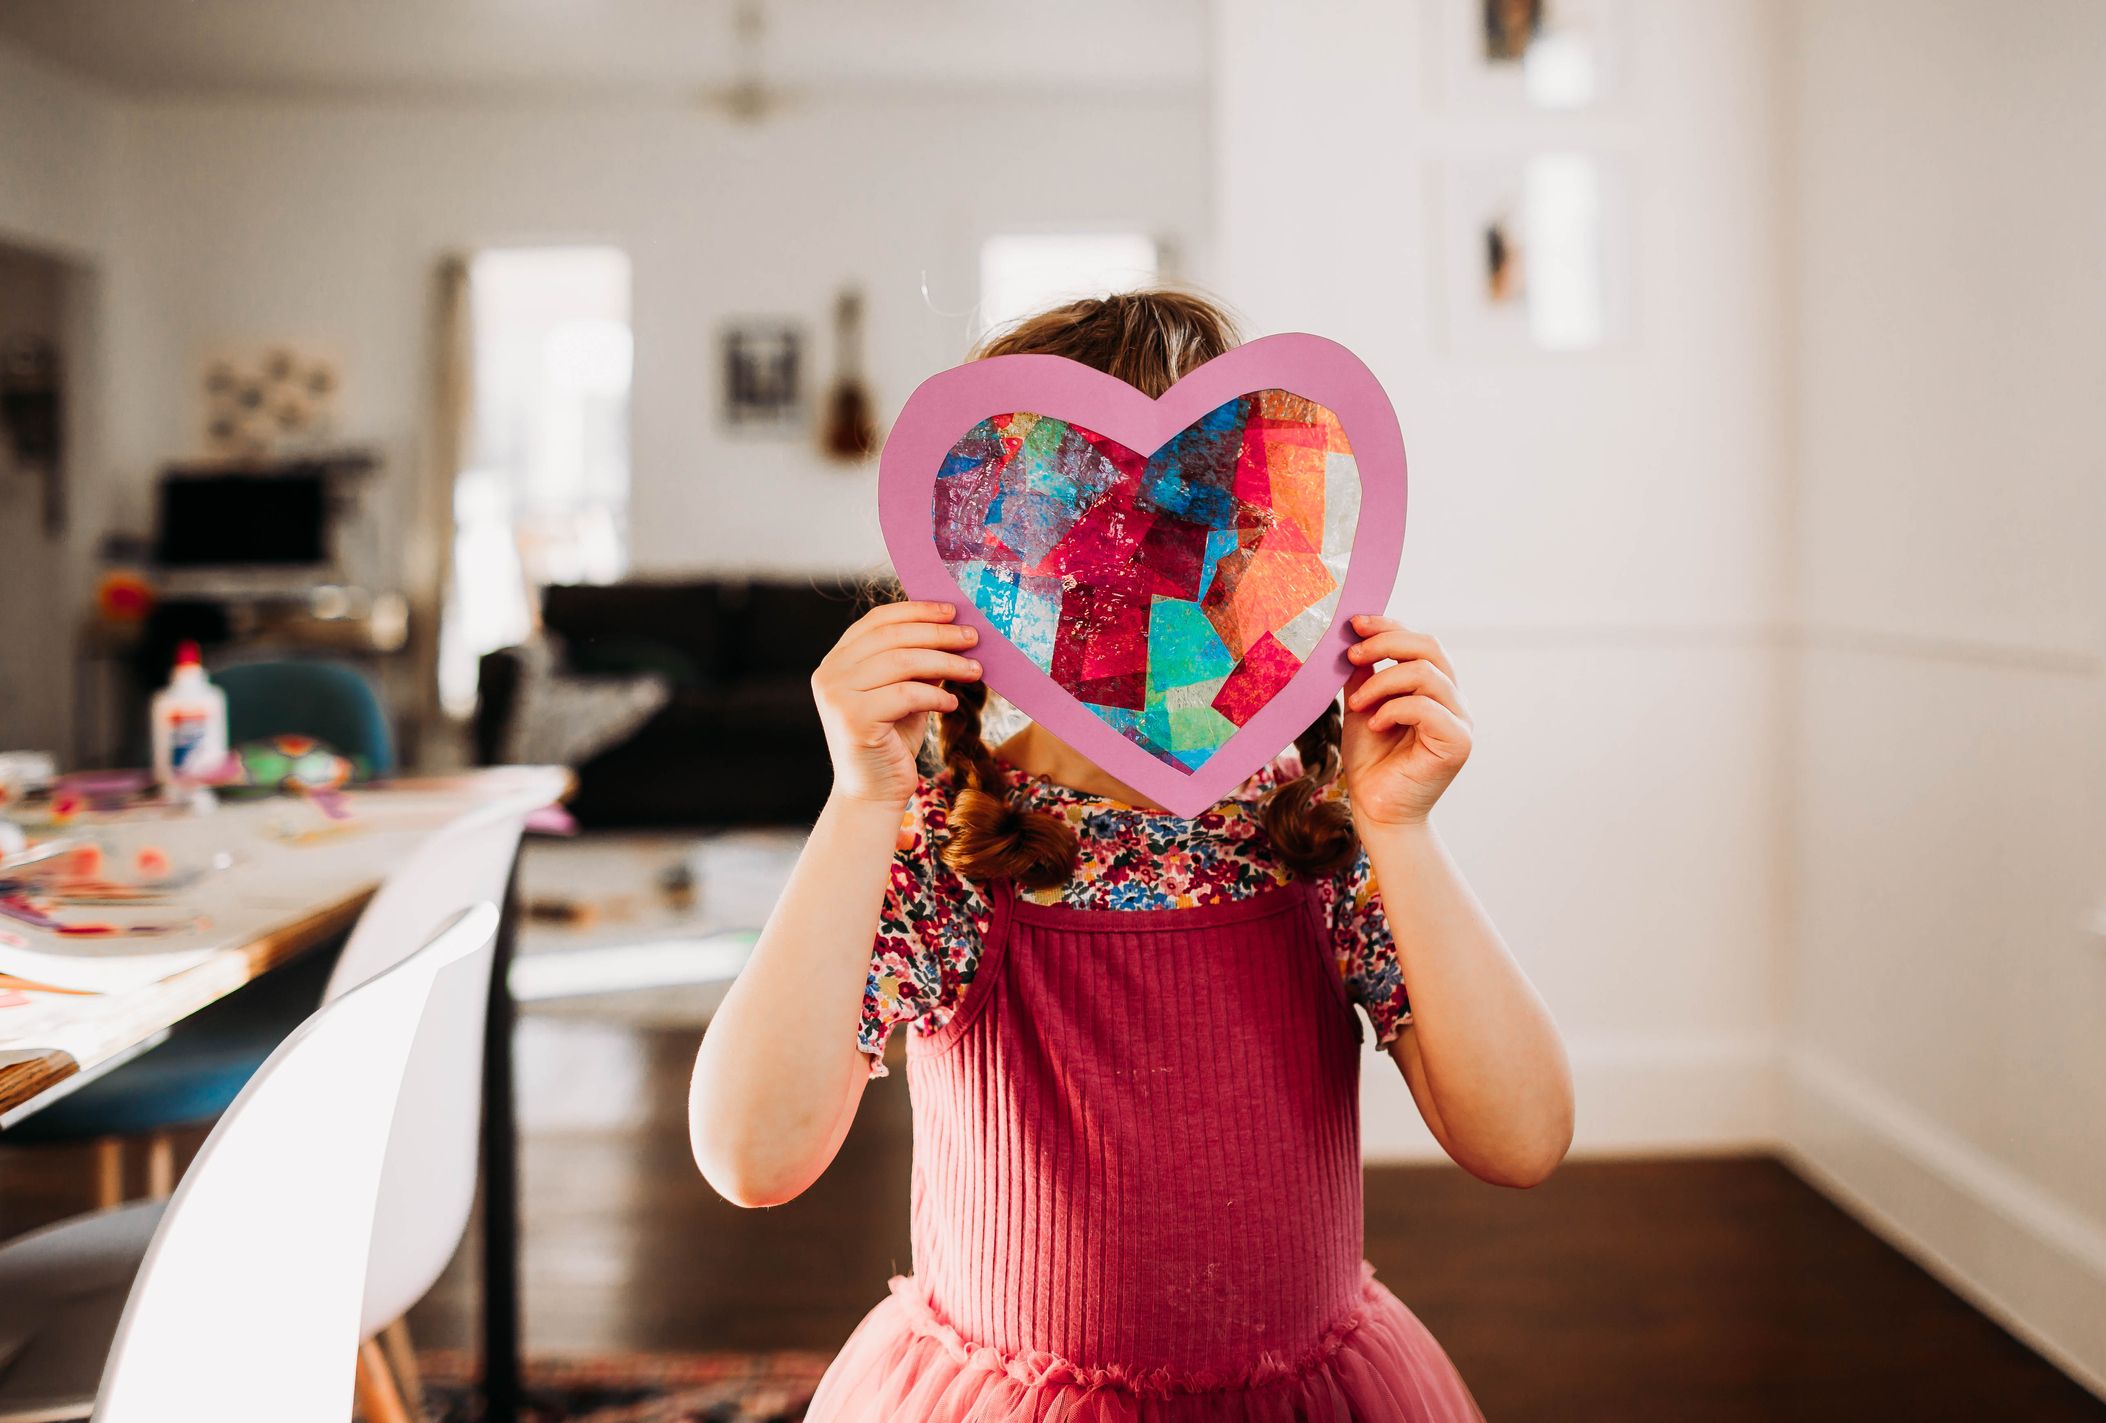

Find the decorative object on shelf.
xmin=720 ymin=321 xmax=804 ymax=434
xmin=220 ymin=734 xmax=357 ymax=798
xmin=95 ymin=569 xmax=157 ymax=627
xmin=879 ymin=334 xmax=1406 ymax=818
xmin=820 ymin=287 xmax=879 ymax=462
xmin=200 ymin=345 xmax=341 ymax=459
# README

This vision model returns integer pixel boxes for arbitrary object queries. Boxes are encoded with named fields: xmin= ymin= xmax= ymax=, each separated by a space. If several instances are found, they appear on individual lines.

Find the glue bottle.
xmin=150 ymin=640 xmax=228 ymax=790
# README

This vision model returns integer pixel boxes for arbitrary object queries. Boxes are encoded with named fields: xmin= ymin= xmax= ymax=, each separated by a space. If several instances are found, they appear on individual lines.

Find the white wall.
xmin=1212 ymin=0 xmax=1790 ymax=1158
xmin=101 ymin=94 xmax=1212 ymax=584
xmin=0 ymin=43 xmax=120 ymax=759
xmin=1779 ymin=0 xmax=2106 ymax=1393
xmin=0 ymin=42 xmax=118 ymax=258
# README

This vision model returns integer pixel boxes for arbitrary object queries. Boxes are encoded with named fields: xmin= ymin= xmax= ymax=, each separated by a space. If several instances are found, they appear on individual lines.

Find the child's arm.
xmin=1341 ymin=615 xmax=1575 ymax=1189
xmin=687 ymin=600 xmax=980 ymax=1207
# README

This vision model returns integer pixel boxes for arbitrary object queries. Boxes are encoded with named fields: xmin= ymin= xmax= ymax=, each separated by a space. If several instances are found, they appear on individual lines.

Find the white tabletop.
xmin=0 ymin=766 xmax=566 ymax=1127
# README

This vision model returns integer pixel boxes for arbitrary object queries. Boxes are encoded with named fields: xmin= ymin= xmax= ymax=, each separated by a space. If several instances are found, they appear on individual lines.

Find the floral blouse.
xmin=859 ymin=755 xmax=1412 ymax=1075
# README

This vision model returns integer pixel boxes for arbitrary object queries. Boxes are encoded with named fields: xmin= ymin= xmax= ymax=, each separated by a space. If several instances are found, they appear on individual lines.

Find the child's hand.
xmin=1340 ymin=615 xmax=1473 ymax=828
xmin=812 ymin=600 xmax=982 ymax=809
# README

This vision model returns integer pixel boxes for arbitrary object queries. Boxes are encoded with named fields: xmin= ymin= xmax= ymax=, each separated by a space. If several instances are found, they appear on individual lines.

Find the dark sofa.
xmin=476 ymin=578 xmax=885 ymax=827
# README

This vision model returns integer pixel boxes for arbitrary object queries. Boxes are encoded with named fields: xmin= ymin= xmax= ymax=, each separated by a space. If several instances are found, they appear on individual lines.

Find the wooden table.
xmin=0 ymin=765 xmax=566 ymax=1422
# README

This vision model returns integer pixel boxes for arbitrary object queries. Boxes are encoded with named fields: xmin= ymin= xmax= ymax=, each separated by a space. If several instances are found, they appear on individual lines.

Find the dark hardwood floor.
xmin=4 ymin=1008 xmax=2099 ymax=1421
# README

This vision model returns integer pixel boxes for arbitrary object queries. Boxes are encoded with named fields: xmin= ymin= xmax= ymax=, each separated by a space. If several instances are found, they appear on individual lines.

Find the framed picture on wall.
xmin=720 ymin=321 xmax=805 ymax=434
xmin=1432 ymin=153 xmax=1632 ymax=354
xmin=1436 ymin=0 xmax=1624 ymax=111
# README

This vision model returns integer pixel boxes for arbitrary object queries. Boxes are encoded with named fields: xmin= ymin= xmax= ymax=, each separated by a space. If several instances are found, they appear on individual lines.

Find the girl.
xmin=690 ymin=291 xmax=1572 ymax=1421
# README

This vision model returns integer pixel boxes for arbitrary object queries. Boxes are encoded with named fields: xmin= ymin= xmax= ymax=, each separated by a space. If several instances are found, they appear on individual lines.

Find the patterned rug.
xmin=416 ymin=1351 xmax=829 ymax=1422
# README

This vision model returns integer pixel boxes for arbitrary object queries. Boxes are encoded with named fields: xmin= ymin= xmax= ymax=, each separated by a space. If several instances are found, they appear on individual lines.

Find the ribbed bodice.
xmin=903 ymin=884 xmax=1367 ymax=1379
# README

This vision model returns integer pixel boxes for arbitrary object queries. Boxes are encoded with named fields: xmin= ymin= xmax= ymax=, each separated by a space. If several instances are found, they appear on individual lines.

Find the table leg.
xmin=480 ymin=857 xmax=524 ymax=1422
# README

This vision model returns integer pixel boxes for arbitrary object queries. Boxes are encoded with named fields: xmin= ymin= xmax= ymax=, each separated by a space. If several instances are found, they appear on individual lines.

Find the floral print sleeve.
xmin=1319 ymin=844 xmax=1412 ymax=1047
xmin=858 ymin=775 xmax=993 ymax=1077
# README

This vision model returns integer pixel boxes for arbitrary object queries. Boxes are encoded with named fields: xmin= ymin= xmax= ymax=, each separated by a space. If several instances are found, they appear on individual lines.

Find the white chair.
xmin=0 ymin=902 xmax=498 ymax=1423
xmin=329 ymin=801 xmax=528 ymax=1420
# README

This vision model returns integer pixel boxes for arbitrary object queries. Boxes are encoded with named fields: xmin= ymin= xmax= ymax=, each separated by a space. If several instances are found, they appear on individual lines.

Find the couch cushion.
xmin=723 ymin=580 xmax=874 ymax=678
xmin=542 ymin=582 xmax=725 ymax=682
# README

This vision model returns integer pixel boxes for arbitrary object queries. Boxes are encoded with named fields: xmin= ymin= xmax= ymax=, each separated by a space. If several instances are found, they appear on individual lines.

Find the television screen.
xmin=155 ymin=471 xmax=330 ymax=568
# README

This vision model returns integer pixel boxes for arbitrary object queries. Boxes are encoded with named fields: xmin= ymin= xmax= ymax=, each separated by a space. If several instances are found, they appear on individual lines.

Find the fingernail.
xmin=961 ymin=627 xmax=978 ymax=643
xmin=940 ymin=603 xmax=955 ymax=616
xmin=966 ymin=659 xmax=981 ymax=673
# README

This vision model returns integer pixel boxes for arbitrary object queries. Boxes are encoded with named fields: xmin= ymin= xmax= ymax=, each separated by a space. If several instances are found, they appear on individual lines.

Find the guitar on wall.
xmin=820 ymin=286 xmax=879 ymax=462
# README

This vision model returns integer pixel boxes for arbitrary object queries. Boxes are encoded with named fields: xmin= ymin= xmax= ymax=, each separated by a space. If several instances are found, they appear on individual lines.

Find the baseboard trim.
xmin=1781 ymin=1050 xmax=2106 ymax=1401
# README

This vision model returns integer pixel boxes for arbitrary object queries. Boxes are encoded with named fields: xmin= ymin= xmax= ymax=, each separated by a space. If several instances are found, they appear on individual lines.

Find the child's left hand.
xmin=1340 ymin=615 xmax=1473 ymax=828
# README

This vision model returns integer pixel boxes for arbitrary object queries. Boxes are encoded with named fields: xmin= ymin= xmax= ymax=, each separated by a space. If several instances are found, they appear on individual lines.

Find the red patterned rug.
xmin=414 ymin=1351 xmax=829 ymax=1422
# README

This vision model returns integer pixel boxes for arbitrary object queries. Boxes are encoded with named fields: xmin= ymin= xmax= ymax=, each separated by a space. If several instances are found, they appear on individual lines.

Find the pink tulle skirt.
xmin=803 ymin=1266 xmax=1485 ymax=1423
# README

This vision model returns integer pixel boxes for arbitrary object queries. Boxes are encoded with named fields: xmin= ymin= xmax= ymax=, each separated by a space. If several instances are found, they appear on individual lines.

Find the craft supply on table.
xmin=0 ymin=750 xmax=57 ymax=807
xmin=527 ymin=896 xmax=599 ymax=927
xmin=0 ymin=916 xmax=221 ymax=994
xmin=150 ymin=639 xmax=230 ymax=793
xmin=0 ymin=836 xmax=83 ymax=875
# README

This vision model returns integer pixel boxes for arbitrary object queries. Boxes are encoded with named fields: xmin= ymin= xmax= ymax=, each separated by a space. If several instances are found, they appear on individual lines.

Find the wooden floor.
xmin=4 ymin=1008 xmax=2099 ymax=1421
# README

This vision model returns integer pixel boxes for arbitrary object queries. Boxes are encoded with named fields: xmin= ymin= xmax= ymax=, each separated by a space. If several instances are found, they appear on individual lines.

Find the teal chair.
xmin=3 ymin=660 xmax=394 ymax=1195
xmin=216 ymin=659 xmax=395 ymax=779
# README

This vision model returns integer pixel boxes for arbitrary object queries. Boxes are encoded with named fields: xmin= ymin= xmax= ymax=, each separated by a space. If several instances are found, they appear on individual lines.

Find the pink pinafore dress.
xmin=807 ymin=879 xmax=1487 ymax=1421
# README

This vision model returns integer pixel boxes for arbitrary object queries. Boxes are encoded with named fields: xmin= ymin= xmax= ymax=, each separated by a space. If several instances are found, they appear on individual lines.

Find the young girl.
xmin=690 ymin=291 xmax=1572 ymax=1421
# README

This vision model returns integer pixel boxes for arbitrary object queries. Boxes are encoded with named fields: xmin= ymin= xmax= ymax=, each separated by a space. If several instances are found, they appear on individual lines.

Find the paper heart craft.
xmin=878 ymin=334 xmax=1406 ymax=817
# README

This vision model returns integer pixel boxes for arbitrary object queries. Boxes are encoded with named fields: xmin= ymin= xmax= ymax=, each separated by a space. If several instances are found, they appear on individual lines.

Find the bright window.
xmin=439 ymin=246 xmax=632 ymax=716
xmin=978 ymin=233 xmax=1161 ymax=336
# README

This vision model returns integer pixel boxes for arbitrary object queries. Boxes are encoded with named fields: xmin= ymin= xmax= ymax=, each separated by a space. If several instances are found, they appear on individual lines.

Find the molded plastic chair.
xmin=0 ymin=804 xmax=528 ymax=1420
xmin=216 ymin=658 xmax=396 ymax=779
xmin=332 ymin=801 xmax=527 ymax=1344
xmin=0 ymin=902 xmax=498 ymax=1423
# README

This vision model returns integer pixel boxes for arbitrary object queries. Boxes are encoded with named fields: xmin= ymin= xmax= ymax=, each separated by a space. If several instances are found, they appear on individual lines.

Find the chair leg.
xmin=378 ymin=1318 xmax=428 ymax=1423
xmin=354 ymin=1338 xmax=414 ymax=1423
xmin=93 ymin=1138 xmax=126 ymax=1209
xmin=145 ymin=1132 xmax=177 ymax=1199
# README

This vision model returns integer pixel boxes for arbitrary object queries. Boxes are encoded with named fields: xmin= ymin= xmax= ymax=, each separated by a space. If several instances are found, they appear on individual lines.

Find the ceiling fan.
xmin=693 ymin=0 xmax=799 ymax=124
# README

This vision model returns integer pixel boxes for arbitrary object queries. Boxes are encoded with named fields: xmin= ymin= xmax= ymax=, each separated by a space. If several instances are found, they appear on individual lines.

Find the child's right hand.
xmin=811 ymin=600 xmax=981 ymax=809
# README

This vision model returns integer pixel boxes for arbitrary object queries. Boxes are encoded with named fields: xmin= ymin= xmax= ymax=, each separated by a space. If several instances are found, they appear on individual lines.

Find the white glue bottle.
xmin=150 ymin=640 xmax=228 ymax=791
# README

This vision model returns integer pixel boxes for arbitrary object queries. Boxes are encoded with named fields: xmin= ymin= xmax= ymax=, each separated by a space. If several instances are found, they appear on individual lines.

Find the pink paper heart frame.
xmin=879 ymin=332 xmax=1406 ymax=817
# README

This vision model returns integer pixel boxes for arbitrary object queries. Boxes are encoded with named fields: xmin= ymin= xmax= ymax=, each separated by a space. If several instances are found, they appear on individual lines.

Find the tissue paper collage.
xmin=932 ymin=389 xmax=1360 ymax=771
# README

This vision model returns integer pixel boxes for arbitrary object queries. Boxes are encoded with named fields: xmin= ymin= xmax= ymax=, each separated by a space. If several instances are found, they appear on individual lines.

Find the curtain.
xmin=403 ymin=252 xmax=473 ymax=763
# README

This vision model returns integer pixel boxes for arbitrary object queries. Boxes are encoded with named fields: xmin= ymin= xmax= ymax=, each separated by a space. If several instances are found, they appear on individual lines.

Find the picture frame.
xmin=719 ymin=320 xmax=805 ymax=434
xmin=1435 ymin=0 xmax=1625 ymax=112
xmin=1432 ymin=152 xmax=1633 ymax=355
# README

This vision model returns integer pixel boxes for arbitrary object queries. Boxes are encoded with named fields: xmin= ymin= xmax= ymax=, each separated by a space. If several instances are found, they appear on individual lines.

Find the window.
xmin=978 ymin=233 xmax=1161 ymax=336
xmin=438 ymin=246 xmax=632 ymax=716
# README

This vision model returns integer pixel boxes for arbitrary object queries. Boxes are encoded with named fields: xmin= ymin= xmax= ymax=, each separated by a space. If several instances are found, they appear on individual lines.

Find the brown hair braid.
xmin=936 ymin=287 xmax=1359 ymax=884
xmin=935 ymin=678 xmax=1078 ymax=889
xmin=1258 ymin=700 xmax=1357 ymax=876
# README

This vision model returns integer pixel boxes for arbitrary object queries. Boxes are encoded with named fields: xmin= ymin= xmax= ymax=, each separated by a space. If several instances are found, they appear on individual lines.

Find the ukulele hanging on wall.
xmin=820 ymin=286 xmax=879 ymax=462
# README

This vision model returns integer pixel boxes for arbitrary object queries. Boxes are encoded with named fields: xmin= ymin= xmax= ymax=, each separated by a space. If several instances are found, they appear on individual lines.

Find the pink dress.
xmin=807 ymin=771 xmax=1487 ymax=1421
